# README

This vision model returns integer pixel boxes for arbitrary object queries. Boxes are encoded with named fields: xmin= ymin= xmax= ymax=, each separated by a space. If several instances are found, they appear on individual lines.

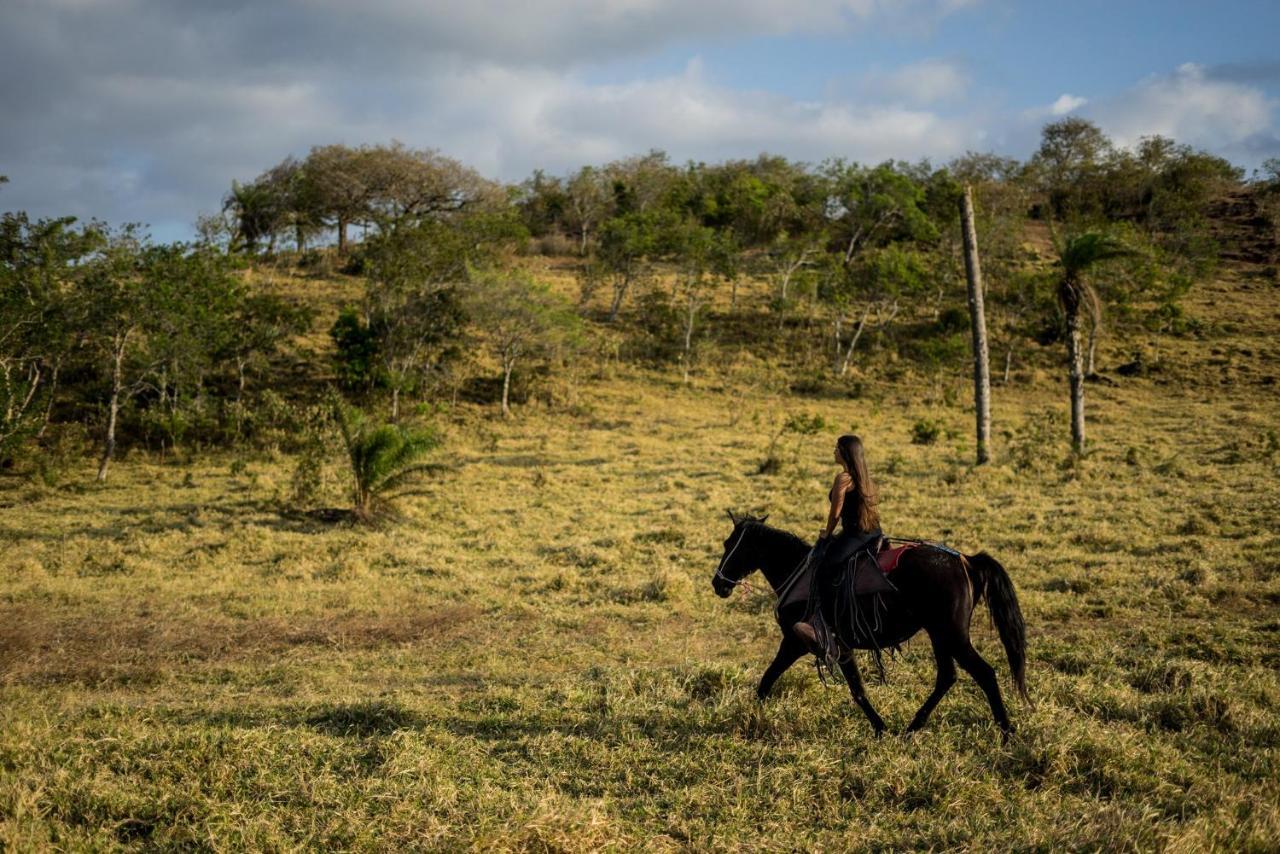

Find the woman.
xmin=792 ymin=434 xmax=882 ymax=653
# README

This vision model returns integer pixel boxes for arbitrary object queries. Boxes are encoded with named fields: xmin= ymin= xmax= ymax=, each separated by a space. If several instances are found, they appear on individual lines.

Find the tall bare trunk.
xmin=97 ymin=336 xmax=126 ymax=481
xmin=608 ymin=278 xmax=629 ymax=322
xmin=960 ymin=185 xmax=992 ymax=464
xmin=839 ymin=306 xmax=872 ymax=376
xmin=1086 ymin=318 xmax=1099 ymax=376
xmin=501 ymin=361 xmax=513 ymax=417
xmin=682 ymin=299 xmax=696 ymax=384
xmin=390 ymin=385 xmax=400 ymax=421
xmin=36 ymin=358 xmax=61 ymax=439
xmin=1066 ymin=308 xmax=1086 ymax=455
xmin=337 ymin=218 xmax=348 ymax=255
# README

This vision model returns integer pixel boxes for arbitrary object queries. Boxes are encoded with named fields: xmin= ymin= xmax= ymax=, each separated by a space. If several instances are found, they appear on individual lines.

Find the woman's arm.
xmin=821 ymin=472 xmax=852 ymax=539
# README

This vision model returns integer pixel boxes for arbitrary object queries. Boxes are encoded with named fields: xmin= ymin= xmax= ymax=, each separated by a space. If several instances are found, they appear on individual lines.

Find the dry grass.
xmin=1 ymin=259 xmax=1277 ymax=850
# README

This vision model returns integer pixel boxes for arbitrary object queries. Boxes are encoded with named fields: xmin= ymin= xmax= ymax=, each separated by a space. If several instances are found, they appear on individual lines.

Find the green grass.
xmin=1 ymin=267 xmax=1278 ymax=850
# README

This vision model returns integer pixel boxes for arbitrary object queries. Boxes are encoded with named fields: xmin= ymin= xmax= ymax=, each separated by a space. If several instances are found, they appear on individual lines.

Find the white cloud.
xmin=859 ymin=59 xmax=971 ymax=105
xmin=1091 ymin=63 xmax=1275 ymax=150
xmin=1050 ymin=94 xmax=1087 ymax=115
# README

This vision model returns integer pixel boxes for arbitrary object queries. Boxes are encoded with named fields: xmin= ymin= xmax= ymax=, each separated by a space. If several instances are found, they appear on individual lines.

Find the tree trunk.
xmin=501 ymin=361 xmax=513 ymax=417
xmin=296 ymin=223 xmax=305 ymax=254
xmin=390 ymin=385 xmax=400 ymax=421
xmin=839 ymin=306 xmax=872 ymax=376
xmin=608 ymin=278 xmax=629 ymax=322
xmin=1004 ymin=347 xmax=1013 ymax=385
xmin=682 ymin=299 xmax=696 ymax=384
xmin=36 ymin=358 xmax=61 ymax=439
xmin=580 ymin=225 xmax=589 ymax=256
xmin=960 ymin=185 xmax=992 ymax=464
xmin=1086 ymin=317 xmax=1099 ymax=376
xmin=1066 ymin=307 xmax=1086 ymax=455
xmin=337 ymin=218 xmax=348 ymax=255
xmin=97 ymin=337 xmax=126 ymax=482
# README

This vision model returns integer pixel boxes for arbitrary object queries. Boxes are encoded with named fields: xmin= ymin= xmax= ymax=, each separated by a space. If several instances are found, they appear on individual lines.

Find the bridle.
xmin=714 ymin=523 xmax=761 ymax=595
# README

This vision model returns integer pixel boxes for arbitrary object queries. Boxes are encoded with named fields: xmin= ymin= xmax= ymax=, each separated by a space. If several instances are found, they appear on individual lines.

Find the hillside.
xmin=1 ymin=215 xmax=1278 ymax=848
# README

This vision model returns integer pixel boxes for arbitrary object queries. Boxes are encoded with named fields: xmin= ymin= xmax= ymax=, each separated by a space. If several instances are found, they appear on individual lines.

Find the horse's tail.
xmin=967 ymin=552 xmax=1031 ymax=705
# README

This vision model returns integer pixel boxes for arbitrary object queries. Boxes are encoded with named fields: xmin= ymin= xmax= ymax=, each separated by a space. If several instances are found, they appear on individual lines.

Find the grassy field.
xmin=1 ymin=262 xmax=1278 ymax=850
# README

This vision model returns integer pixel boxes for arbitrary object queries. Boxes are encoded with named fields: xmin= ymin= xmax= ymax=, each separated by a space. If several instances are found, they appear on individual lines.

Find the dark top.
xmin=830 ymin=483 xmax=870 ymax=537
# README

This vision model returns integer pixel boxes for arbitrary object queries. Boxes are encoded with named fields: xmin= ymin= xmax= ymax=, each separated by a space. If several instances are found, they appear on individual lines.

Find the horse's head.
xmin=711 ymin=510 xmax=769 ymax=598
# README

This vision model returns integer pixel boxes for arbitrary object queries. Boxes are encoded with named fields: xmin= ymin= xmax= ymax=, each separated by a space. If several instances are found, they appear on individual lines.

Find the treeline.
xmin=0 ymin=216 xmax=311 ymax=478
xmin=3 ymin=119 xmax=1276 ymax=487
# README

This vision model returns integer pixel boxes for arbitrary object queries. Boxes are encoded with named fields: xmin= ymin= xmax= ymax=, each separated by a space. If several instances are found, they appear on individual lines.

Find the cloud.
xmin=1050 ymin=94 xmax=1087 ymax=115
xmin=858 ymin=59 xmax=971 ymax=105
xmin=1089 ymin=63 xmax=1276 ymax=153
xmin=0 ymin=1 xmax=986 ymax=236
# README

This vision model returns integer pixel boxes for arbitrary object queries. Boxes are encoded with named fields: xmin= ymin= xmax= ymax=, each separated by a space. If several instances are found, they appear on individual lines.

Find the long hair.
xmin=837 ymin=434 xmax=880 ymax=532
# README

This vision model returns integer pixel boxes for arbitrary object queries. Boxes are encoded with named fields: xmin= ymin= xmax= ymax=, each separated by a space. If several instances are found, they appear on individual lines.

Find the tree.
xmin=464 ymin=269 xmax=581 ymax=417
xmin=1029 ymin=118 xmax=1114 ymax=222
xmin=1056 ymin=233 xmax=1132 ymax=456
xmin=597 ymin=211 xmax=665 ymax=321
xmin=222 ymin=178 xmax=286 ymax=254
xmin=80 ymin=227 xmax=157 ymax=480
xmin=564 ymin=166 xmax=612 ymax=255
xmin=959 ymin=185 xmax=992 ymax=464
xmin=0 ymin=212 xmax=102 ymax=456
xmin=821 ymin=160 xmax=938 ymax=267
xmin=356 ymin=221 xmax=469 ymax=418
xmin=332 ymin=397 xmax=441 ymax=522
xmin=304 ymin=144 xmax=372 ymax=254
xmin=668 ymin=218 xmax=736 ymax=382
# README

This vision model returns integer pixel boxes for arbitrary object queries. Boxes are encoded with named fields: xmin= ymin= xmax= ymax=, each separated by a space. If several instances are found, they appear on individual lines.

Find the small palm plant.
xmin=1057 ymin=232 xmax=1132 ymax=456
xmin=332 ymin=397 xmax=441 ymax=522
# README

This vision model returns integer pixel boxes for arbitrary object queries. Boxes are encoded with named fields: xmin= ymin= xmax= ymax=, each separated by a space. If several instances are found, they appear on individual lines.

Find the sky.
xmin=2 ymin=0 xmax=1279 ymax=241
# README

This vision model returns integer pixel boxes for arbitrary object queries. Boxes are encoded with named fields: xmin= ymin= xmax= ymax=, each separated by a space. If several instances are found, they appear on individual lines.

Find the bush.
xmin=910 ymin=418 xmax=942 ymax=445
xmin=333 ymin=398 xmax=442 ymax=522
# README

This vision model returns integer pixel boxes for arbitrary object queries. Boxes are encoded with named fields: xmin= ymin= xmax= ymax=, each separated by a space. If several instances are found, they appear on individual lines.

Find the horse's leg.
xmin=756 ymin=634 xmax=806 ymax=701
xmin=905 ymin=631 xmax=957 ymax=733
xmin=952 ymin=636 xmax=1014 ymax=739
xmin=838 ymin=655 xmax=887 ymax=735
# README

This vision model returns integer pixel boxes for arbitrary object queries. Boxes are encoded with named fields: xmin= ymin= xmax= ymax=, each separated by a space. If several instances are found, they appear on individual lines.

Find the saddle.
xmin=851 ymin=540 xmax=915 ymax=595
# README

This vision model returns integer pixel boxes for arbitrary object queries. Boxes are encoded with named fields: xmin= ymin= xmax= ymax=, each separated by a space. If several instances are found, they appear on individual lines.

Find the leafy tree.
xmin=1029 ymin=118 xmax=1114 ymax=222
xmin=564 ymin=166 xmax=613 ymax=255
xmin=332 ymin=397 xmax=441 ymax=522
xmin=223 ymin=178 xmax=286 ymax=254
xmin=464 ymin=269 xmax=582 ymax=416
xmin=1056 ymin=232 xmax=1133 ymax=455
xmin=79 ymin=226 xmax=157 ymax=480
xmin=0 ymin=212 xmax=102 ymax=456
xmin=597 ymin=211 xmax=667 ymax=321
xmin=667 ymin=218 xmax=737 ymax=381
xmin=821 ymin=160 xmax=938 ymax=266
xmin=355 ymin=220 xmax=470 ymax=418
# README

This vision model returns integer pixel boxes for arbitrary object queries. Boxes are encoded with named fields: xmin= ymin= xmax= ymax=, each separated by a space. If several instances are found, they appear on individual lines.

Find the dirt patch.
xmin=0 ymin=602 xmax=480 ymax=686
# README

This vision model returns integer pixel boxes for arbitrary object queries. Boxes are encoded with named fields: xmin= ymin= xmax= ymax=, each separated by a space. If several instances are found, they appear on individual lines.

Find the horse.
xmin=710 ymin=512 xmax=1030 ymax=739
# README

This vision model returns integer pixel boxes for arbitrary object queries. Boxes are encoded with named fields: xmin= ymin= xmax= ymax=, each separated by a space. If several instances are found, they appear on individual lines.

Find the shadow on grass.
xmin=305 ymin=700 xmax=425 ymax=737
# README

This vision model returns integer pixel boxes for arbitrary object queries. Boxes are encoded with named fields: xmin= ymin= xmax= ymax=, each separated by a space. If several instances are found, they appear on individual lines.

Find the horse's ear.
xmin=726 ymin=509 xmax=738 ymax=524
xmin=760 ymin=513 xmax=769 ymax=524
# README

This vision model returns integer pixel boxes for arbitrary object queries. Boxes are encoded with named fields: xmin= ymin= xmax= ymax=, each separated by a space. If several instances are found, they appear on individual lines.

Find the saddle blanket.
xmin=876 ymin=543 xmax=915 ymax=575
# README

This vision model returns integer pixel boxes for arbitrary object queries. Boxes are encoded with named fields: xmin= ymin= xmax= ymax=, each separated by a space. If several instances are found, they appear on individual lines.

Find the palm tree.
xmin=1057 ymin=233 xmax=1131 ymax=455
xmin=332 ymin=398 xmax=441 ymax=522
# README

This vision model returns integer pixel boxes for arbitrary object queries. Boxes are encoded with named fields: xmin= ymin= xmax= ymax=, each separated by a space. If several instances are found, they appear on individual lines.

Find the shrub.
xmin=332 ymin=398 xmax=441 ymax=522
xmin=910 ymin=418 xmax=942 ymax=445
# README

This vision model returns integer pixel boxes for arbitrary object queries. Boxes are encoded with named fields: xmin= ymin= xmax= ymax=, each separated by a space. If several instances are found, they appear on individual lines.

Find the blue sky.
xmin=3 ymin=0 xmax=1278 ymax=240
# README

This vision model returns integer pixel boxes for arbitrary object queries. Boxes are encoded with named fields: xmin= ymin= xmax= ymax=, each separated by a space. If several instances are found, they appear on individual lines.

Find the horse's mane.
xmin=738 ymin=516 xmax=810 ymax=553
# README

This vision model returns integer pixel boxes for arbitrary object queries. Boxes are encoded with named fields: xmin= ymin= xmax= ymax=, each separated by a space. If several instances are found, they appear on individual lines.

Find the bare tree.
xmin=960 ymin=185 xmax=992 ymax=464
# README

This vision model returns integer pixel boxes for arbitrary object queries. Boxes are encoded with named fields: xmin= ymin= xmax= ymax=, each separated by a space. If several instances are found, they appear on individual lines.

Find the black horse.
xmin=711 ymin=513 xmax=1030 ymax=739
